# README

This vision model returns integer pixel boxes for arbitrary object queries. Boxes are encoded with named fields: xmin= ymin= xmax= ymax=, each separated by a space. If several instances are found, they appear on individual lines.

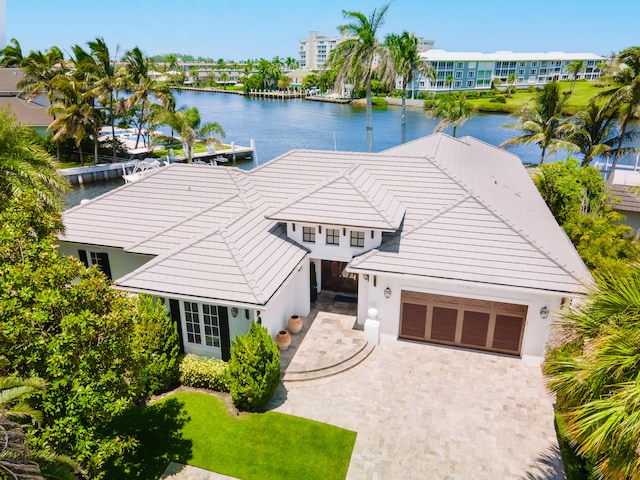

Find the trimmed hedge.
xmin=179 ymin=354 xmax=229 ymax=392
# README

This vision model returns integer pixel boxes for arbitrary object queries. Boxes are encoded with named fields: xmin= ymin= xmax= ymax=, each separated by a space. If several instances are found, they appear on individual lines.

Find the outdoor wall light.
xmin=384 ymin=287 xmax=392 ymax=298
xmin=539 ymin=305 xmax=549 ymax=319
xmin=230 ymin=307 xmax=239 ymax=317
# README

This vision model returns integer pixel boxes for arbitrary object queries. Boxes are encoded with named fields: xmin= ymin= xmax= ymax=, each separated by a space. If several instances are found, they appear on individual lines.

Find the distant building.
xmin=0 ymin=68 xmax=52 ymax=133
xmin=401 ymin=50 xmax=605 ymax=93
xmin=299 ymin=31 xmax=434 ymax=71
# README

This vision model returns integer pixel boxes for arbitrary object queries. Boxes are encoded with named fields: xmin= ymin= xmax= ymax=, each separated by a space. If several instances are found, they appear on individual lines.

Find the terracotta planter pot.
xmin=275 ymin=330 xmax=291 ymax=351
xmin=288 ymin=315 xmax=303 ymax=334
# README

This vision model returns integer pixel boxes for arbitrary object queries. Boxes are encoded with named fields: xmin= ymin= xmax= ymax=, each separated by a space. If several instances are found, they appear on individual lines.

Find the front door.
xmin=321 ymin=260 xmax=358 ymax=295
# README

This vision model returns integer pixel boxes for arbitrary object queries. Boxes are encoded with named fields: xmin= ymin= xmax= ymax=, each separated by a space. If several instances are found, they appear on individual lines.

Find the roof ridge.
xmin=125 ymin=191 xmax=241 ymax=251
xmin=344 ymin=165 xmax=402 ymax=228
xmin=226 ymin=168 xmax=262 ymax=210
xmin=468 ymin=192 xmax=589 ymax=284
xmin=350 ymin=194 xmax=471 ymax=267
xmin=219 ymin=228 xmax=265 ymax=304
xmin=266 ymin=165 xmax=353 ymax=218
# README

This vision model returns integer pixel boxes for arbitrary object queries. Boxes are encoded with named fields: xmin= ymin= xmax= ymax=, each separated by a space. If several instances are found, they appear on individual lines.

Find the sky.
xmin=6 ymin=0 xmax=639 ymax=61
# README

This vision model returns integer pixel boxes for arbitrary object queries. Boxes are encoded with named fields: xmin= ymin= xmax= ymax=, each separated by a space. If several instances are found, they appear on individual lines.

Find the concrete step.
xmin=283 ymin=342 xmax=375 ymax=382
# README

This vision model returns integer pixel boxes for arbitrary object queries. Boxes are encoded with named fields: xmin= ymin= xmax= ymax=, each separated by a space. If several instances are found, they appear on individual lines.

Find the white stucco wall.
xmin=260 ymin=259 xmax=311 ymax=339
xmin=286 ymin=223 xmax=382 ymax=261
xmin=57 ymin=241 xmax=153 ymax=280
xmin=358 ymin=273 xmax=566 ymax=361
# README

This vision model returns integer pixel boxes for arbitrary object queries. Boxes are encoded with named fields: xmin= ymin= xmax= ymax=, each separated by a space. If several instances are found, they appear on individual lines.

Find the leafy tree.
xmin=565 ymin=59 xmax=585 ymax=94
xmin=0 ymin=38 xmax=24 ymax=67
xmin=0 ymin=195 xmax=170 ymax=478
xmin=545 ymin=268 xmax=640 ymax=479
xmin=302 ymin=72 xmax=320 ymax=90
xmin=226 ymin=321 xmax=280 ymax=412
xmin=501 ymin=81 xmax=576 ymax=164
xmin=565 ymin=101 xmax=636 ymax=166
xmin=432 ymin=95 xmax=470 ymax=138
xmin=0 ymin=108 xmax=69 ymax=211
xmin=131 ymin=295 xmax=180 ymax=397
xmin=533 ymin=158 xmax=638 ymax=274
xmin=386 ymin=31 xmax=435 ymax=143
xmin=599 ymin=46 xmax=640 ymax=178
xmin=328 ymin=3 xmax=393 ymax=152
xmin=218 ymin=71 xmax=230 ymax=89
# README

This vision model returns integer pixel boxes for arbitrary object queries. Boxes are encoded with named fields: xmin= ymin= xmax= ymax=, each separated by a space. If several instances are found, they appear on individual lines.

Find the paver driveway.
xmin=268 ymin=337 xmax=565 ymax=480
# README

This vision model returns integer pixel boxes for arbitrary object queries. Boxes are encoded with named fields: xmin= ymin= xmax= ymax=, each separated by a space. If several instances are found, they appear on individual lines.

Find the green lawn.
xmin=101 ymin=391 xmax=356 ymax=480
xmin=465 ymin=80 xmax=612 ymax=114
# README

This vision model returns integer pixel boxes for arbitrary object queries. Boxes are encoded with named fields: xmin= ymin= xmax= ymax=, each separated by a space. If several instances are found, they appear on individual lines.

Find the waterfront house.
xmin=58 ymin=133 xmax=590 ymax=362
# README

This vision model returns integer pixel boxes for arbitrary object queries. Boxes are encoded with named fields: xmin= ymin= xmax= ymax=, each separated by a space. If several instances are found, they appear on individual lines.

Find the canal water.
xmin=66 ymin=91 xmax=640 ymax=207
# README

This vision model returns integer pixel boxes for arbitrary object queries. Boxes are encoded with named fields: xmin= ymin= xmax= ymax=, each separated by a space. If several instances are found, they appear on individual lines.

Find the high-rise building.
xmin=299 ymin=31 xmax=434 ymax=71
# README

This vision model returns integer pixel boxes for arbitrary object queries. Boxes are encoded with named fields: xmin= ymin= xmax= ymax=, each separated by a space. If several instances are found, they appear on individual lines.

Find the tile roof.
xmin=60 ymin=133 xmax=591 ymax=303
xmin=609 ymin=184 xmax=640 ymax=213
xmin=265 ymin=164 xmax=405 ymax=230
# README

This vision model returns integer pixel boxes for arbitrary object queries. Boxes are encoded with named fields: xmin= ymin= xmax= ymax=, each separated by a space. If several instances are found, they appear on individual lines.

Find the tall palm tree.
xmin=432 ymin=95 xmax=470 ymax=138
xmin=48 ymin=76 xmax=93 ymax=166
xmin=566 ymin=101 xmax=636 ymax=166
xmin=328 ymin=3 xmax=393 ymax=152
xmin=84 ymin=37 xmax=124 ymax=161
xmin=0 ymin=109 xmax=69 ymax=211
xmin=122 ymin=47 xmax=174 ymax=149
xmin=501 ymin=81 xmax=576 ymax=164
xmin=0 ymin=38 xmax=24 ymax=67
xmin=565 ymin=59 xmax=585 ymax=94
xmin=18 ymin=47 xmax=66 ymax=161
xmin=599 ymin=47 xmax=640 ymax=178
xmin=256 ymin=58 xmax=271 ymax=89
xmin=386 ymin=31 xmax=435 ymax=143
xmin=544 ymin=269 xmax=640 ymax=480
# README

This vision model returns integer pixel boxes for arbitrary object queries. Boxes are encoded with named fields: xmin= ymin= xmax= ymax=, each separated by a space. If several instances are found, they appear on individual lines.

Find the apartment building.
xmin=403 ymin=50 xmax=605 ymax=92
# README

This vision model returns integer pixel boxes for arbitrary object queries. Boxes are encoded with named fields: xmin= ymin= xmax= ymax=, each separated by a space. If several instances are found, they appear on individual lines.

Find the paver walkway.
xmin=269 ymin=337 xmax=564 ymax=480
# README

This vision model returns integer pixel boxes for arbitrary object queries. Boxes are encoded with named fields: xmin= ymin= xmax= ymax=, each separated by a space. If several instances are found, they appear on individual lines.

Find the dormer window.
xmin=350 ymin=230 xmax=365 ymax=247
xmin=326 ymin=228 xmax=340 ymax=245
xmin=303 ymin=226 xmax=316 ymax=243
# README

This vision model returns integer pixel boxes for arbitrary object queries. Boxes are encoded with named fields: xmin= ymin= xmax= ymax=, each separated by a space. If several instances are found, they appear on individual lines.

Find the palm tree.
xmin=566 ymin=101 xmax=636 ymax=166
xmin=501 ymin=81 xmax=576 ymax=164
xmin=0 ymin=109 xmax=69 ymax=211
xmin=544 ymin=269 xmax=640 ymax=479
xmin=122 ymin=47 xmax=174 ymax=149
xmin=432 ymin=95 xmax=470 ymax=138
xmin=158 ymin=107 xmax=225 ymax=163
xmin=84 ymin=37 xmax=125 ymax=161
xmin=256 ymin=58 xmax=271 ymax=89
xmin=219 ymin=72 xmax=230 ymax=89
xmin=48 ymin=76 xmax=93 ymax=166
xmin=0 ymin=357 xmax=83 ymax=480
xmin=18 ymin=47 xmax=66 ymax=160
xmin=0 ymin=38 xmax=24 ymax=67
xmin=284 ymin=56 xmax=298 ymax=70
xmin=328 ymin=3 xmax=393 ymax=152
xmin=599 ymin=47 xmax=640 ymax=178
xmin=445 ymin=73 xmax=454 ymax=90
xmin=385 ymin=32 xmax=432 ymax=142
xmin=565 ymin=59 xmax=585 ymax=94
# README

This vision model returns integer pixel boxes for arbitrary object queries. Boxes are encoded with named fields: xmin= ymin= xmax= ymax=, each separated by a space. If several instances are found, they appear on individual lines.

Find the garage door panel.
xmin=430 ymin=307 xmax=457 ymax=343
xmin=461 ymin=311 xmax=490 ymax=347
xmin=492 ymin=315 xmax=524 ymax=353
xmin=401 ymin=291 xmax=526 ymax=356
xmin=400 ymin=303 xmax=427 ymax=338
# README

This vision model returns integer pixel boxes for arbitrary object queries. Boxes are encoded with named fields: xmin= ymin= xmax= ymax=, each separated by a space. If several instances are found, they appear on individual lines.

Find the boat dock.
xmin=59 ymin=143 xmax=256 ymax=185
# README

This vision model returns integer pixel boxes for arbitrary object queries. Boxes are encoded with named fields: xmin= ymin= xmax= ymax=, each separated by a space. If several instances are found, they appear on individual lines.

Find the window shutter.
xmin=97 ymin=252 xmax=112 ymax=280
xmin=78 ymin=249 xmax=89 ymax=267
xmin=219 ymin=307 xmax=231 ymax=361
xmin=169 ymin=299 xmax=185 ymax=354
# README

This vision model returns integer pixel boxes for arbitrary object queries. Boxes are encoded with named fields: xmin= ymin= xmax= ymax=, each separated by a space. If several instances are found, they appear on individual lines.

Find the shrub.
xmin=132 ymin=295 xmax=181 ymax=396
xmin=226 ymin=321 xmax=280 ymax=412
xmin=371 ymin=97 xmax=388 ymax=107
xmin=423 ymin=99 xmax=437 ymax=110
xmin=179 ymin=354 xmax=229 ymax=391
xmin=474 ymin=102 xmax=519 ymax=113
xmin=491 ymin=94 xmax=507 ymax=103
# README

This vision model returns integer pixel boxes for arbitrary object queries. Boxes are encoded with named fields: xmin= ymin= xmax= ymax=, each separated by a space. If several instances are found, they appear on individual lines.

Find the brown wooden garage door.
xmin=400 ymin=291 xmax=527 ymax=356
